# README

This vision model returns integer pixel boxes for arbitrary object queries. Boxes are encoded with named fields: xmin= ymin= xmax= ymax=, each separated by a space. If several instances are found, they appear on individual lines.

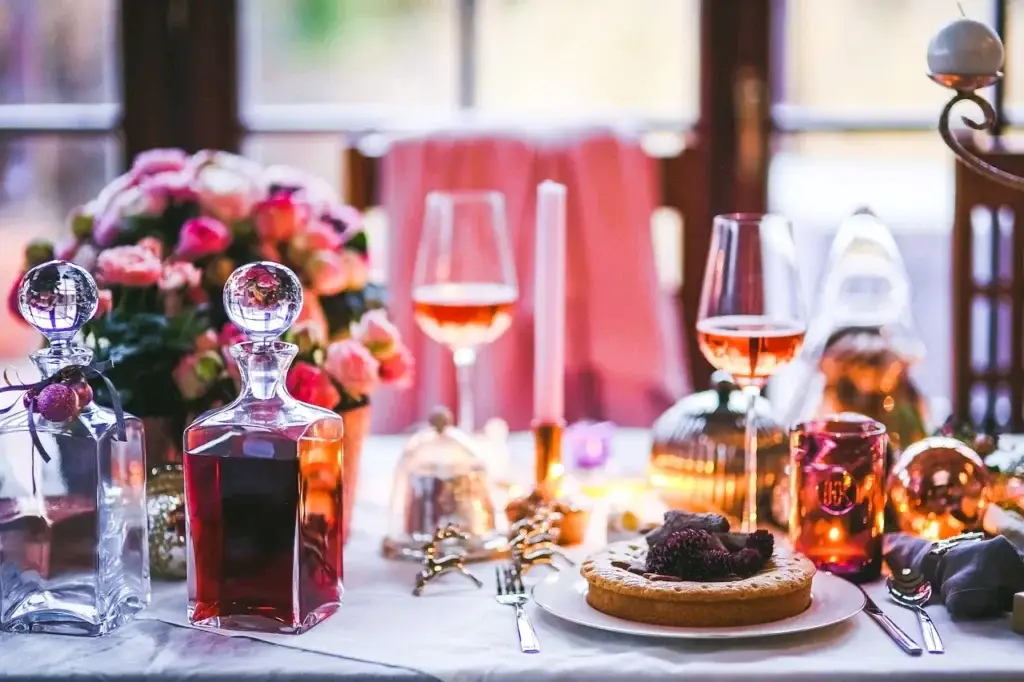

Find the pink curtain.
xmin=372 ymin=128 xmax=689 ymax=433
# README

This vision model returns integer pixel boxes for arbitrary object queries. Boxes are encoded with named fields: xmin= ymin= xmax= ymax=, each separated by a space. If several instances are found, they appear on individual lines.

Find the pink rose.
xmin=137 ymin=237 xmax=164 ymax=260
xmin=254 ymin=193 xmax=310 ymax=243
xmin=195 ymin=329 xmax=220 ymax=353
xmin=139 ymin=170 xmax=195 ymax=204
xmin=306 ymin=250 xmax=348 ymax=296
xmin=177 ymin=217 xmax=232 ymax=260
xmin=219 ymin=322 xmax=246 ymax=347
xmin=379 ymin=344 xmax=414 ymax=388
xmin=296 ymin=289 xmax=329 ymax=341
xmin=95 ymin=289 xmax=114 ymax=318
xmin=96 ymin=245 xmax=163 ymax=287
xmin=286 ymin=362 xmax=341 ymax=410
xmin=294 ymin=220 xmax=343 ymax=253
xmin=352 ymin=309 xmax=401 ymax=358
xmin=324 ymin=339 xmax=380 ymax=397
xmin=132 ymin=148 xmax=189 ymax=177
xmin=172 ymin=351 xmax=223 ymax=401
xmin=54 ymin=237 xmax=78 ymax=261
xmin=339 ymin=250 xmax=370 ymax=290
xmin=191 ymin=151 xmax=261 ymax=223
xmin=159 ymin=261 xmax=202 ymax=292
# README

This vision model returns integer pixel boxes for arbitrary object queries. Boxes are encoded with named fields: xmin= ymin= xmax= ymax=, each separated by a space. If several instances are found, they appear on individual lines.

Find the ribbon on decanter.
xmin=0 ymin=360 xmax=126 ymax=464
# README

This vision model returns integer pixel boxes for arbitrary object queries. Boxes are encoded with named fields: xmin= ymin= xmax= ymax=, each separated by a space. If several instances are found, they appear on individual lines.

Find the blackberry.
xmin=730 ymin=548 xmax=766 ymax=577
xmin=745 ymin=530 xmax=775 ymax=560
xmin=645 ymin=528 xmax=715 ymax=578
xmin=701 ymin=549 xmax=733 ymax=579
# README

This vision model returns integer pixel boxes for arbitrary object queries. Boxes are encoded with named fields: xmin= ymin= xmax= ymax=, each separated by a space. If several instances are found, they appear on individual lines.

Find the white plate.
xmin=531 ymin=571 xmax=865 ymax=640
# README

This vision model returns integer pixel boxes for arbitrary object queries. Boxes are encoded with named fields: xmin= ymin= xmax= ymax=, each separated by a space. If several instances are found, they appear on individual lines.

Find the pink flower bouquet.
xmin=11 ymin=149 xmax=412 ymax=431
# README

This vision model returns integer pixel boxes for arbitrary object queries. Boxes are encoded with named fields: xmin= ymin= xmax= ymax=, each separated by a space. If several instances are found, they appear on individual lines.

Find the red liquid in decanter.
xmin=184 ymin=427 xmax=343 ymax=634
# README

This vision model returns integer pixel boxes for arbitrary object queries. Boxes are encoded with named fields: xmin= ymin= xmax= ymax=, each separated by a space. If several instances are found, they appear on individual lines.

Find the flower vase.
xmin=342 ymin=405 xmax=370 ymax=545
xmin=143 ymin=417 xmax=187 ymax=580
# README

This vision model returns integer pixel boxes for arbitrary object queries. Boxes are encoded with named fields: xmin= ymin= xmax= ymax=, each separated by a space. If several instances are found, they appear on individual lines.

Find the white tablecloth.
xmin=5 ymin=430 xmax=1024 ymax=681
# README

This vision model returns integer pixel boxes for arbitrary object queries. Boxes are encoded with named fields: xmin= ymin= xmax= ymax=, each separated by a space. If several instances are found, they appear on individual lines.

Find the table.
xmin=3 ymin=430 xmax=1023 ymax=682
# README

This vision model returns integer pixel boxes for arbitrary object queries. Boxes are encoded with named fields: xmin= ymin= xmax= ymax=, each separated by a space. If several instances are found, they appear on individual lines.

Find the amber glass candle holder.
xmin=789 ymin=413 xmax=887 ymax=583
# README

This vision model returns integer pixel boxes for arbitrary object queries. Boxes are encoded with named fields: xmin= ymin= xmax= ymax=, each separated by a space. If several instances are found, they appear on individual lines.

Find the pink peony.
xmin=294 ymin=220 xmax=343 ymax=253
xmin=306 ymin=250 xmax=348 ymax=296
xmin=352 ymin=309 xmax=401 ymax=358
xmin=92 ymin=213 xmax=122 ymax=248
xmin=137 ymin=237 xmax=164 ymax=260
xmin=219 ymin=322 xmax=246 ymax=347
xmin=71 ymin=243 xmax=98 ymax=272
xmin=254 ymin=193 xmax=310 ymax=243
xmin=192 ymin=152 xmax=261 ymax=223
xmin=54 ymin=237 xmax=78 ymax=261
xmin=95 ymin=289 xmax=114 ymax=318
xmin=139 ymin=170 xmax=195 ymax=204
xmin=96 ymin=245 xmax=163 ymax=287
xmin=91 ymin=172 xmax=139 ymax=219
xmin=261 ymin=164 xmax=339 ymax=213
xmin=379 ymin=343 xmax=415 ymax=388
xmin=159 ymin=261 xmax=202 ymax=292
xmin=132 ymin=148 xmax=189 ymax=177
xmin=177 ymin=217 xmax=232 ymax=260
xmin=286 ymin=362 xmax=341 ymax=410
xmin=324 ymin=339 xmax=380 ymax=397
xmin=327 ymin=204 xmax=364 ymax=236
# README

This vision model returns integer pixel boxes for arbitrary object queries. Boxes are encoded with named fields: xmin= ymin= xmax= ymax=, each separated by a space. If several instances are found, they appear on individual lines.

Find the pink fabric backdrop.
xmin=372 ymin=128 xmax=689 ymax=433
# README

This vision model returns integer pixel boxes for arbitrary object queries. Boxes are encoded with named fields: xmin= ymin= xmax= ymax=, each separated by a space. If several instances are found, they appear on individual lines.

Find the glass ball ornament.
xmin=887 ymin=436 xmax=991 ymax=540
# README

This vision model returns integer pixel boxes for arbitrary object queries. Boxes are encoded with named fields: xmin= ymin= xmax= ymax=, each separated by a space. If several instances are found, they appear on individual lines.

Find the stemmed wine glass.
xmin=412 ymin=191 xmax=518 ymax=433
xmin=696 ymin=213 xmax=807 ymax=532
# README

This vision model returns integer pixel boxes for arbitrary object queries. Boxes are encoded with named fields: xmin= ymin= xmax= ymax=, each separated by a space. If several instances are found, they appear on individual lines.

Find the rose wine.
xmin=184 ymin=428 xmax=343 ymax=634
xmin=412 ymin=282 xmax=517 ymax=349
xmin=697 ymin=315 xmax=806 ymax=385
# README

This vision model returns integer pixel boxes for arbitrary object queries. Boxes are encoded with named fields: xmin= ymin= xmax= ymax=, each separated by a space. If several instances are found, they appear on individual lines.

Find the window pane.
xmin=781 ymin=0 xmax=993 ymax=114
xmin=241 ymin=0 xmax=457 ymax=110
xmin=769 ymin=131 xmax=953 ymax=407
xmin=0 ymin=0 xmax=118 ymax=104
xmin=477 ymin=0 xmax=698 ymax=120
xmin=0 ymin=135 xmax=119 ymax=358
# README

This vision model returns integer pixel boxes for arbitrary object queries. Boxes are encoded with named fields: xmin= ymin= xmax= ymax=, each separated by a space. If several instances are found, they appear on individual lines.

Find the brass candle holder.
xmin=532 ymin=419 xmax=565 ymax=493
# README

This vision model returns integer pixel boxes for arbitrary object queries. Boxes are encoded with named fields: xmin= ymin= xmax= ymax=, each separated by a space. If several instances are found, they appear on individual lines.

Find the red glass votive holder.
xmin=789 ymin=413 xmax=887 ymax=583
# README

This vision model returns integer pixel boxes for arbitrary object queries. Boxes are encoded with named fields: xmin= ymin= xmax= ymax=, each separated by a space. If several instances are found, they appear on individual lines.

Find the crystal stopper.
xmin=223 ymin=262 xmax=303 ymax=345
xmin=18 ymin=260 xmax=99 ymax=345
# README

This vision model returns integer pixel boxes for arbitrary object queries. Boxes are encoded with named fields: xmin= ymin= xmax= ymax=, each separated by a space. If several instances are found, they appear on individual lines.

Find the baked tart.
xmin=581 ymin=511 xmax=815 ymax=627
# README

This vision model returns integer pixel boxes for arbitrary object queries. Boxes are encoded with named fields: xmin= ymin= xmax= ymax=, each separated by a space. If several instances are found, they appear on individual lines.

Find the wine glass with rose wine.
xmin=696 ymin=213 xmax=807 ymax=532
xmin=412 ymin=191 xmax=518 ymax=433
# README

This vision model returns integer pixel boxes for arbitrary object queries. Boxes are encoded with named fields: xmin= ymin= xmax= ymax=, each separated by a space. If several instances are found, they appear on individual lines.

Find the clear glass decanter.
xmin=0 ymin=261 xmax=149 ymax=635
xmin=184 ymin=262 xmax=344 ymax=635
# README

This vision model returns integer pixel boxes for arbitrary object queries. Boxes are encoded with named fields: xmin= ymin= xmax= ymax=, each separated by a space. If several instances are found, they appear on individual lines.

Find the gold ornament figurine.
xmin=507 ymin=509 xmax=576 ymax=578
xmin=412 ymin=524 xmax=484 ymax=596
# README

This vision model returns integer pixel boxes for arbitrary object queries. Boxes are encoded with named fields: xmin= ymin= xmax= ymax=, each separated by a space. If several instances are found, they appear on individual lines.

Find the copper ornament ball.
xmin=887 ymin=436 xmax=991 ymax=540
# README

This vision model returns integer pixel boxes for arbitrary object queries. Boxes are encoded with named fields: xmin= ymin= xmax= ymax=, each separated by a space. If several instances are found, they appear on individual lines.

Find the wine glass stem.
xmin=742 ymin=384 xmax=760 ymax=533
xmin=453 ymin=347 xmax=477 ymax=433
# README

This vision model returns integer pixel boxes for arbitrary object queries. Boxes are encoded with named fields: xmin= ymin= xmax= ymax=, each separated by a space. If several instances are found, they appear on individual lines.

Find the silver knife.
xmin=861 ymin=588 xmax=924 ymax=656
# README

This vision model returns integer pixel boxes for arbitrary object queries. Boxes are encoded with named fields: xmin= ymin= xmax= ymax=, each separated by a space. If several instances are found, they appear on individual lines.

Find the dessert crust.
xmin=581 ymin=540 xmax=815 ymax=627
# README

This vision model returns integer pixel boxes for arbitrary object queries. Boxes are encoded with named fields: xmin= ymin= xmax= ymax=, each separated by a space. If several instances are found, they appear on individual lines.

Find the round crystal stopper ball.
xmin=223 ymin=262 xmax=303 ymax=345
xmin=18 ymin=260 xmax=99 ymax=346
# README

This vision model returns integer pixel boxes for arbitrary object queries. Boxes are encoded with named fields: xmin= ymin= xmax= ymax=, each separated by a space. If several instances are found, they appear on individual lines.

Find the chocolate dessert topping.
xmin=645 ymin=511 xmax=730 ymax=547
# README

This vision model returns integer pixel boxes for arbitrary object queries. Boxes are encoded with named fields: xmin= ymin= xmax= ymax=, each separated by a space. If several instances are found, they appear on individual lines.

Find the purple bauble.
xmin=36 ymin=383 xmax=80 ymax=423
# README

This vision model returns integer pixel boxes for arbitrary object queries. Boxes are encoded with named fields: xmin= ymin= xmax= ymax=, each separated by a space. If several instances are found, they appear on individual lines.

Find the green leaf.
xmin=345 ymin=231 xmax=368 ymax=256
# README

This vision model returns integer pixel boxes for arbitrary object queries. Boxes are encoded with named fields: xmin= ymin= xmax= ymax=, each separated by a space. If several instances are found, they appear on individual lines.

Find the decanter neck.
xmin=232 ymin=341 xmax=297 ymax=401
xmin=30 ymin=344 xmax=93 ymax=379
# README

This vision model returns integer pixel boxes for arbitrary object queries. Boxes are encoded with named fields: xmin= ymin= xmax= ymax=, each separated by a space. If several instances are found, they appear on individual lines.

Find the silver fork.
xmin=495 ymin=565 xmax=540 ymax=653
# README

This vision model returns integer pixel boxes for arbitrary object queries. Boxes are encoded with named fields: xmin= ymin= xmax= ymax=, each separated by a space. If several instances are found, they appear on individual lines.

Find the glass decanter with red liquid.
xmin=184 ymin=262 xmax=344 ymax=634
xmin=789 ymin=413 xmax=886 ymax=583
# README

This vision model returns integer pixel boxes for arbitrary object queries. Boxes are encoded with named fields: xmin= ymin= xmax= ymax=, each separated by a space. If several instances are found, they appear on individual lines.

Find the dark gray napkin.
xmin=884 ymin=533 xmax=1024 ymax=619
